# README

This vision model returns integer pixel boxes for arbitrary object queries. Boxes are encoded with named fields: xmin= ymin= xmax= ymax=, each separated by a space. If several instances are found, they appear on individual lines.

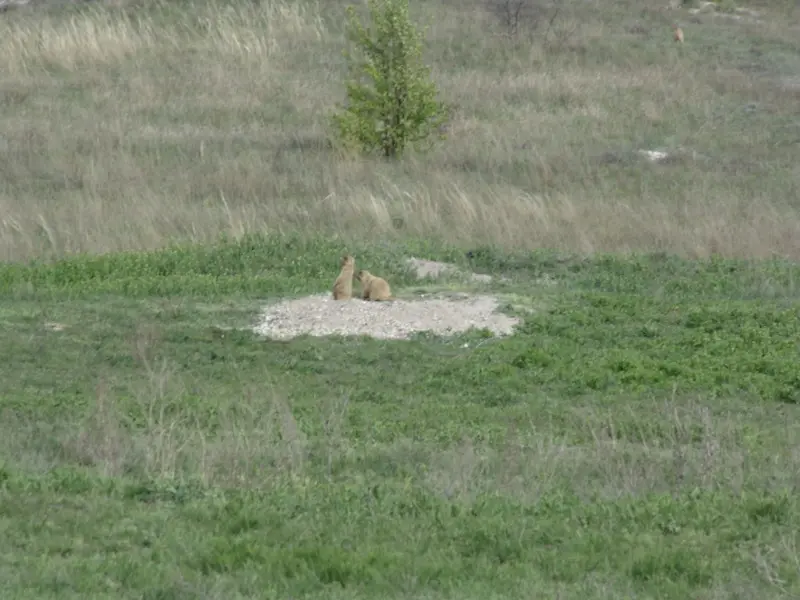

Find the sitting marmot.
xmin=332 ymin=255 xmax=355 ymax=300
xmin=356 ymin=270 xmax=394 ymax=301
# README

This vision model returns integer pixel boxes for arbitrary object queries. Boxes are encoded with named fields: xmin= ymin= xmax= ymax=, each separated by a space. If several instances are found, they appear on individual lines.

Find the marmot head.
xmin=341 ymin=255 xmax=355 ymax=267
xmin=356 ymin=269 xmax=370 ymax=282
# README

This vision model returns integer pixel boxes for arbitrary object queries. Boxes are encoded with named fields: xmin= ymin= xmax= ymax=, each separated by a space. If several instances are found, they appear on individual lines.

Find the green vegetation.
xmin=1 ymin=0 xmax=800 ymax=597
xmin=331 ymin=0 xmax=449 ymax=157
xmin=2 ymin=235 xmax=800 ymax=598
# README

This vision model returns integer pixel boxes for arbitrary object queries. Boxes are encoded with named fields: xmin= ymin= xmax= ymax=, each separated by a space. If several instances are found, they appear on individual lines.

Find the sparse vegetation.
xmin=488 ymin=0 xmax=565 ymax=42
xmin=1 ymin=0 xmax=800 ymax=598
xmin=716 ymin=0 xmax=739 ymax=14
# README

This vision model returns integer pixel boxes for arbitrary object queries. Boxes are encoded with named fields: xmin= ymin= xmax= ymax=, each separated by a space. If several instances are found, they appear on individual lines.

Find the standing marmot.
xmin=356 ymin=270 xmax=393 ymax=301
xmin=332 ymin=255 xmax=355 ymax=300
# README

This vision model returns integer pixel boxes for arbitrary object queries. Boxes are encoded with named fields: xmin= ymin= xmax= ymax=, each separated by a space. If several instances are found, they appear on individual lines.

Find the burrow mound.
xmin=252 ymin=258 xmax=519 ymax=341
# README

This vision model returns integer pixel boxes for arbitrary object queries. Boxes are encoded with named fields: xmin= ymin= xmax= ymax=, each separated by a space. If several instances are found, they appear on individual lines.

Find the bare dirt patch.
xmin=252 ymin=258 xmax=519 ymax=341
xmin=407 ymin=257 xmax=494 ymax=283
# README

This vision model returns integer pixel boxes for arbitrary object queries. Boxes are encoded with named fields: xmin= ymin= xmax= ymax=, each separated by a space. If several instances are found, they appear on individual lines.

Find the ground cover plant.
xmin=1 ymin=0 xmax=800 ymax=598
xmin=3 ymin=236 xmax=800 ymax=599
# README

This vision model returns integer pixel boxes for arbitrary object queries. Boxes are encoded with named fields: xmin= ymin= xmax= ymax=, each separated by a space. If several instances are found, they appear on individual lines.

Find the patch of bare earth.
xmin=253 ymin=258 xmax=519 ymax=341
xmin=406 ymin=257 xmax=494 ymax=283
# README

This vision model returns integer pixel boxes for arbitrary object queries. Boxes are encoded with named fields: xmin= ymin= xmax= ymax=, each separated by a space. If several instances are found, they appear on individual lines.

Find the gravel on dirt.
xmin=252 ymin=258 xmax=519 ymax=341
xmin=253 ymin=294 xmax=519 ymax=340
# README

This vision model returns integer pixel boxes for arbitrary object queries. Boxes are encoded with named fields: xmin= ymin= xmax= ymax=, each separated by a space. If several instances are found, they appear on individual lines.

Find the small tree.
xmin=331 ymin=0 xmax=449 ymax=158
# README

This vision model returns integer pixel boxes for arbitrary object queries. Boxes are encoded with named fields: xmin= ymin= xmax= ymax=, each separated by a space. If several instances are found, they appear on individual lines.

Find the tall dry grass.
xmin=0 ymin=0 xmax=798 ymax=262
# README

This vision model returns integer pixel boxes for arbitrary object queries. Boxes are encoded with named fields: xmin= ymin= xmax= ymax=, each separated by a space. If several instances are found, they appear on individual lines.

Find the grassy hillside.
xmin=1 ymin=0 xmax=800 ymax=598
xmin=0 ymin=0 xmax=798 ymax=262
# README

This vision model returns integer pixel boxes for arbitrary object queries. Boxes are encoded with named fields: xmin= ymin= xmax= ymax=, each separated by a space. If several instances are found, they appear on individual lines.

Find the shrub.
xmin=331 ymin=0 xmax=449 ymax=158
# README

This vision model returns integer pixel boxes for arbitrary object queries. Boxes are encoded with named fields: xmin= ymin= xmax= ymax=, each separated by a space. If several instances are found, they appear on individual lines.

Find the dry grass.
xmin=0 ymin=0 xmax=798 ymax=262
xmin=15 ymin=371 xmax=800 ymax=504
xmin=8 ymin=354 xmax=798 ymax=504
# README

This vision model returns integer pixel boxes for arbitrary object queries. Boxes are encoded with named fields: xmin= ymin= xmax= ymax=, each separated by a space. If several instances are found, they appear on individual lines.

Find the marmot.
xmin=356 ymin=269 xmax=393 ymax=301
xmin=673 ymin=25 xmax=684 ymax=43
xmin=332 ymin=255 xmax=355 ymax=300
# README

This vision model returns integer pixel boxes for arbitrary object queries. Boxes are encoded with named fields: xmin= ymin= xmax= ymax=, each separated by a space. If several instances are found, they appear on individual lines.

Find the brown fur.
xmin=332 ymin=255 xmax=355 ymax=300
xmin=356 ymin=270 xmax=393 ymax=301
xmin=673 ymin=25 xmax=684 ymax=43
